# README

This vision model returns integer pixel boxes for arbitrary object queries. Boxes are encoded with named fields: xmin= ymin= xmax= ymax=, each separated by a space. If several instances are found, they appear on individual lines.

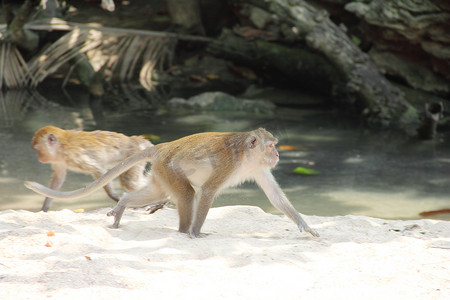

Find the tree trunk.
xmin=207 ymin=28 xmax=339 ymax=93
xmin=230 ymin=0 xmax=419 ymax=127
xmin=345 ymin=0 xmax=450 ymax=82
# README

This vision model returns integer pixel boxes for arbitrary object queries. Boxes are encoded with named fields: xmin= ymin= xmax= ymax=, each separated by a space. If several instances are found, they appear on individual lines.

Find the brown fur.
xmin=26 ymin=129 xmax=319 ymax=237
xmin=32 ymin=125 xmax=154 ymax=211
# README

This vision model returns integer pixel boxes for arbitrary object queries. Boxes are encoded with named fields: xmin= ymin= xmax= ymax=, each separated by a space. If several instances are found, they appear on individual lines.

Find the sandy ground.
xmin=0 ymin=206 xmax=449 ymax=299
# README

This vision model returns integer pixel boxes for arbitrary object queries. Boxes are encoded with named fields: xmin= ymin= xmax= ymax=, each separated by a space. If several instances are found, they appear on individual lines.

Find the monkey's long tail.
xmin=24 ymin=147 xmax=157 ymax=199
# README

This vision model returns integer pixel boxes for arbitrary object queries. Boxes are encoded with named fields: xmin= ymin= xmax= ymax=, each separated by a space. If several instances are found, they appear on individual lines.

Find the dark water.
xmin=1 ymin=88 xmax=449 ymax=221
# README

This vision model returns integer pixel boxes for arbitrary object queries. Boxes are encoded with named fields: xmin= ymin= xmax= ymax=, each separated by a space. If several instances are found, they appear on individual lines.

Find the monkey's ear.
xmin=248 ymin=135 xmax=259 ymax=149
xmin=47 ymin=134 xmax=57 ymax=145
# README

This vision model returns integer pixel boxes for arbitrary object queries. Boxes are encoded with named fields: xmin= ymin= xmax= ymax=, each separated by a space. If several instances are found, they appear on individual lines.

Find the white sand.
xmin=0 ymin=206 xmax=449 ymax=299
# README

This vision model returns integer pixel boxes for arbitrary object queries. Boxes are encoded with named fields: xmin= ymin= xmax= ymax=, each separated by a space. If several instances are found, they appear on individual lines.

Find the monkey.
xmin=31 ymin=125 xmax=167 ymax=212
xmin=25 ymin=129 xmax=319 ymax=238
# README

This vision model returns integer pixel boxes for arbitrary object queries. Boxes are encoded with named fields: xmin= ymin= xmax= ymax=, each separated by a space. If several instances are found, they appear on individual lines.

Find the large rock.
xmin=167 ymin=91 xmax=276 ymax=114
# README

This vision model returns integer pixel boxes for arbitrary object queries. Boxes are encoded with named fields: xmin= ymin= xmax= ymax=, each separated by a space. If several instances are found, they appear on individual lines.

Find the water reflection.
xmin=0 ymin=89 xmax=41 ymax=130
xmin=0 ymin=88 xmax=449 ymax=221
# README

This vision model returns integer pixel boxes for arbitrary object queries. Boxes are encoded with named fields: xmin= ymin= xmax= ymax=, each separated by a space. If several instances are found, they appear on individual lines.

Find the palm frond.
xmin=28 ymin=28 xmax=103 ymax=86
xmin=1 ymin=18 xmax=188 ymax=90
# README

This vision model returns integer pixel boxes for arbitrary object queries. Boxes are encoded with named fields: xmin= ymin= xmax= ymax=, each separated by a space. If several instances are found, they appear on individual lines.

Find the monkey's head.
xmin=249 ymin=129 xmax=279 ymax=168
xmin=32 ymin=125 xmax=65 ymax=163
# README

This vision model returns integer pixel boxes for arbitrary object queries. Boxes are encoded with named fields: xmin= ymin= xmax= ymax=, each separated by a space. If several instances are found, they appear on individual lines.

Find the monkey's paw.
xmin=106 ymin=210 xmax=117 ymax=217
xmin=298 ymin=223 xmax=320 ymax=237
xmin=305 ymin=227 xmax=320 ymax=237
xmin=187 ymin=231 xmax=209 ymax=239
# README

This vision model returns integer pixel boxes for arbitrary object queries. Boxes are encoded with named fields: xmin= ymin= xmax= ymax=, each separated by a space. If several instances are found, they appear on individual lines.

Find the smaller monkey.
xmin=31 ymin=125 xmax=162 ymax=212
xmin=26 ymin=129 xmax=319 ymax=238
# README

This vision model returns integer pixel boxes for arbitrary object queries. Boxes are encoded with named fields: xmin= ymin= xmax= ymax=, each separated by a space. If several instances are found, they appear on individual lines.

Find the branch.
xmin=230 ymin=0 xmax=418 ymax=126
xmin=4 ymin=0 xmax=40 ymax=51
xmin=25 ymin=18 xmax=213 ymax=43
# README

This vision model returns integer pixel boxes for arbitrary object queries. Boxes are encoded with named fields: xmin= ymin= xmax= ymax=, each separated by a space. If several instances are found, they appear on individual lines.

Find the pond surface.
xmin=1 ymin=88 xmax=449 ymax=221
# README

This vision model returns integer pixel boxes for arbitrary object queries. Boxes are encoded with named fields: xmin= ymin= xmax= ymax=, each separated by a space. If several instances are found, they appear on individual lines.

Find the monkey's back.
xmin=151 ymin=131 xmax=260 ymax=190
xmin=59 ymin=130 xmax=151 ymax=173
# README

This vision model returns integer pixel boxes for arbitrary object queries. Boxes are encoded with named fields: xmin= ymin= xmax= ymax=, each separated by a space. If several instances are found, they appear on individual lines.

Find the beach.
xmin=0 ymin=206 xmax=449 ymax=299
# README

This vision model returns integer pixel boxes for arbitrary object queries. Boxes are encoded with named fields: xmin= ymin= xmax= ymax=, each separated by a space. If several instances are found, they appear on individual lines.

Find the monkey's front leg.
xmin=42 ymin=166 xmax=67 ymax=212
xmin=254 ymin=170 xmax=319 ymax=237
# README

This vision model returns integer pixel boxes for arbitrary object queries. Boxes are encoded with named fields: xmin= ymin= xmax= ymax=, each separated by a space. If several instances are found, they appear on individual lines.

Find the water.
xmin=1 ymin=88 xmax=449 ymax=221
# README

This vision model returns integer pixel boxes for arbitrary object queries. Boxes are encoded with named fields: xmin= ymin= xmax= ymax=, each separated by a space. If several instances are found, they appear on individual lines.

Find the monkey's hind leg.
xmin=93 ymin=172 xmax=121 ymax=202
xmin=103 ymin=183 xmax=121 ymax=202
xmin=167 ymin=180 xmax=195 ymax=234
xmin=107 ymin=182 xmax=166 ymax=228
xmin=119 ymin=164 xmax=149 ymax=191
xmin=190 ymin=188 xmax=216 ymax=237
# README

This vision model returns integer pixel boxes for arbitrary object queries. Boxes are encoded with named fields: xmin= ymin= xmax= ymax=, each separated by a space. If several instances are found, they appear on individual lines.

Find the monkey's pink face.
xmin=265 ymin=141 xmax=279 ymax=167
xmin=36 ymin=149 xmax=51 ymax=163
xmin=33 ymin=143 xmax=52 ymax=164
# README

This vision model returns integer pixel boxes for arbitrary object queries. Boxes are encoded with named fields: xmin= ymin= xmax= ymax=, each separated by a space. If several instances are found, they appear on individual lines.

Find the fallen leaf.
xmin=141 ymin=134 xmax=161 ymax=142
xmin=227 ymin=63 xmax=258 ymax=80
xmin=165 ymin=65 xmax=179 ymax=74
xmin=85 ymin=256 xmax=92 ymax=261
xmin=419 ymin=208 xmax=450 ymax=217
xmin=190 ymin=75 xmax=207 ymax=82
xmin=205 ymin=74 xmax=220 ymax=80
xmin=44 ymin=241 xmax=53 ymax=247
xmin=293 ymin=166 xmax=320 ymax=175
xmin=46 ymin=231 xmax=55 ymax=237
xmin=233 ymin=26 xmax=278 ymax=41
xmin=278 ymin=145 xmax=301 ymax=151
xmin=73 ymin=209 xmax=84 ymax=213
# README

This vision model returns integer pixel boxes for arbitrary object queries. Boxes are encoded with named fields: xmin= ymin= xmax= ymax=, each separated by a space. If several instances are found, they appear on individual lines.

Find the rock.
xmin=370 ymin=50 xmax=450 ymax=95
xmin=167 ymin=91 xmax=276 ymax=114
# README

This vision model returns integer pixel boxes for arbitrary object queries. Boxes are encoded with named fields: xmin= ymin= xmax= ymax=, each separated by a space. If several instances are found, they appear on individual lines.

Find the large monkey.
xmin=26 ymin=129 xmax=319 ymax=237
xmin=31 ymin=125 xmax=161 ymax=212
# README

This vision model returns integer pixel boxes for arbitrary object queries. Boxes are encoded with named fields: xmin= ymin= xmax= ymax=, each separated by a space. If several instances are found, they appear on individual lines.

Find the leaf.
xmin=278 ymin=145 xmax=304 ymax=151
xmin=205 ymin=73 xmax=220 ymax=80
xmin=73 ymin=209 xmax=84 ymax=213
xmin=165 ymin=65 xmax=179 ymax=74
xmin=184 ymin=56 xmax=198 ymax=67
xmin=190 ymin=74 xmax=207 ymax=82
xmin=419 ymin=209 xmax=450 ymax=217
xmin=351 ymin=35 xmax=361 ymax=46
xmin=293 ymin=166 xmax=320 ymax=175
xmin=141 ymin=134 xmax=161 ymax=142
xmin=46 ymin=231 xmax=55 ymax=237
xmin=227 ymin=63 xmax=258 ymax=80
